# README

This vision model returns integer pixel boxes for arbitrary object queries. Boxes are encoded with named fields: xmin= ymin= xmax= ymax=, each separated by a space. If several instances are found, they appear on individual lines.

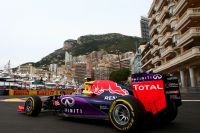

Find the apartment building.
xmin=18 ymin=64 xmax=35 ymax=75
xmin=140 ymin=16 xmax=150 ymax=42
xmin=73 ymin=63 xmax=87 ymax=83
xmin=111 ymin=52 xmax=134 ymax=70
xmin=94 ymin=64 xmax=112 ymax=80
xmin=141 ymin=0 xmax=200 ymax=88
xmin=132 ymin=44 xmax=145 ymax=73
xmin=93 ymin=54 xmax=117 ymax=80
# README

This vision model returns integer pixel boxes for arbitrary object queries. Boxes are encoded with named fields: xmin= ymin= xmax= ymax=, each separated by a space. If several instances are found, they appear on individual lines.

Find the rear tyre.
xmin=159 ymin=102 xmax=177 ymax=124
xmin=109 ymin=96 xmax=144 ymax=132
xmin=24 ymin=96 xmax=42 ymax=116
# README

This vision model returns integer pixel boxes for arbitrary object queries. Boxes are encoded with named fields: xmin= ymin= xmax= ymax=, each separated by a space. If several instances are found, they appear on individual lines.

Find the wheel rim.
xmin=25 ymin=99 xmax=33 ymax=113
xmin=112 ymin=104 xmax=130 ymax=126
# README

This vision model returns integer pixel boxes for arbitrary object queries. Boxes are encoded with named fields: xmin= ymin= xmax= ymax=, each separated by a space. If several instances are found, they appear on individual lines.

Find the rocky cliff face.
xmin=63 ymin=39 xmax=78 ymax=50
xmin=77 ymin=33 xmax=126 ymax=44
xmin=65 ymin=33 xmax=142 ymax=56
xmin=33 ymin=33 xmax=142 ymax=67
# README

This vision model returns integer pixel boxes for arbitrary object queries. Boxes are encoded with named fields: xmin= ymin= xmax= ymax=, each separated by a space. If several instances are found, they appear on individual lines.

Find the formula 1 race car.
xmin=18 ymin=73 xmax=182 ymax=132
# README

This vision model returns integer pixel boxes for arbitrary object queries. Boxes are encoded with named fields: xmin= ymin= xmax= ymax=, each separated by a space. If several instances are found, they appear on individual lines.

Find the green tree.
xmin=109 ymin=68 xmax=131 ymax=83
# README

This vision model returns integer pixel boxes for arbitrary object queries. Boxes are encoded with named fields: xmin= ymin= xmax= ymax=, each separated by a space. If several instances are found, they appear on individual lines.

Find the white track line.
xmin=182 ymin=100 xmax=200 ymax=102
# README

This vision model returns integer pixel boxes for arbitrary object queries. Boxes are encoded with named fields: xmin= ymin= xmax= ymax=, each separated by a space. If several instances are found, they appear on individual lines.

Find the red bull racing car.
xmin=18 ymin=73 xmax=182 ymax=132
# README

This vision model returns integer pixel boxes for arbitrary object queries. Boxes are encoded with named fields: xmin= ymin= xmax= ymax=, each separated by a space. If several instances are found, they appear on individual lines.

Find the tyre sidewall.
xmin=109 ymin=96 xmax=143 ymax=132
xmin=25 ymin=96 xmax=42 ymax=116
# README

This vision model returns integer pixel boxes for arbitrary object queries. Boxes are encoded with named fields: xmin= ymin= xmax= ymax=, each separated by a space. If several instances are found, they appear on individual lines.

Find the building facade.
xmin=132 ymin=45 xmax=145 ymax=74
xmin=141 ymin=0 xmax=200 ymax=89
xmin=18 ymin=64 xmax=35 ymax=75
xmin=65 ymin=51 xmax=73 ymax=70
xmin=73 ymin=63 xmax=87 ymax=84
xmin=111 ymin=52 xmax=134 ymax=70
xmin=140 ymin=16 xmax=150 ymax=42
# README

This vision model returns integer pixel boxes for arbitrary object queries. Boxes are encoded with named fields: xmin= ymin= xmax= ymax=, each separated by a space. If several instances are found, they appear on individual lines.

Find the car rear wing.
xmin=131 ymin=73 xmax=182 ymax=115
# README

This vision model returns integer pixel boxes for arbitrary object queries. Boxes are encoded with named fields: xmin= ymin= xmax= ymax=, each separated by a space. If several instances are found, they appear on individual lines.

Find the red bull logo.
xmin=90 ymin=80 xmax=129 ymax=96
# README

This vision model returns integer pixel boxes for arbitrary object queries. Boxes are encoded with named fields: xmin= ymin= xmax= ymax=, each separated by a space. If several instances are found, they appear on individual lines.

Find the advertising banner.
xmin=8 ymin=89 xmax=76 ymax=96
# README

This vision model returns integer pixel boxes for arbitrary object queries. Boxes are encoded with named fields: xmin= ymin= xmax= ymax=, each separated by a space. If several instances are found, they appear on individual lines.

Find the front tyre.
xmin=24 ymin=96 xmax=42 ymax=116
xmin=109 ymin=96 xmax=144 ymax=132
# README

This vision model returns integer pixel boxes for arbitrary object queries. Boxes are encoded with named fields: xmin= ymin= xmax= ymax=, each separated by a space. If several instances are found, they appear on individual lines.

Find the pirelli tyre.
xmin=109 ymin=96 xmax=144 ymax=132
xmin=24 ymin=96 xmax=42 ymax=116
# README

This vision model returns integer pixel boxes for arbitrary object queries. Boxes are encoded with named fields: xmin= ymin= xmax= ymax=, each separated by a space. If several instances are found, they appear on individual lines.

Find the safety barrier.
xmin=9 ymin=89 xmax=76 ymax=96
xmin=0 ymin=89 xmax=9 ymax=96
xmin=0 ymin=89 xmax=4 ymax=95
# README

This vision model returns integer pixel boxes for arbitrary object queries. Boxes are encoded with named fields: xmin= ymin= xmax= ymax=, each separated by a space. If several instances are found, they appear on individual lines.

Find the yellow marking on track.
xmin=0 ymin=98 xmax=25 ymax=102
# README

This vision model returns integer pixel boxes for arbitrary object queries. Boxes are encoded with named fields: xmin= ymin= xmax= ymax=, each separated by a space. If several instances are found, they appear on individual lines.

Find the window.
xmin=169 ymin=6 xmax=174 ymax=16
xmin=172 ymin=34 xmax=179 ymax=47
xmin=172 ymin=34 xmax=179 ymax=43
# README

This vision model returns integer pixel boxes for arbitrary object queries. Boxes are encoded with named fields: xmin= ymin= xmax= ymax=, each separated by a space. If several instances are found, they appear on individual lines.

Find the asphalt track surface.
xmin=0 ymin=95 xmax=200 ymax=133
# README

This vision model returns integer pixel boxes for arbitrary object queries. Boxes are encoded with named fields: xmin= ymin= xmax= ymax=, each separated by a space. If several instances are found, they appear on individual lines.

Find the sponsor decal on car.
xmin=104 ymin=96 xmax=118 ymax=100
xmin=132 ymin=83 xmax=163 ymax=91
xmin=90 ymin=80 xmax=129 ymax=96
xmin=132 ymin=73 xmax=163 ymax=82
xmin=64 ymin=108 xmax=83 ymax=114
xmin=61 ymin=97 xmax=75 ymax=107
xmin=132 ymin=80 xmax=166 ymax=114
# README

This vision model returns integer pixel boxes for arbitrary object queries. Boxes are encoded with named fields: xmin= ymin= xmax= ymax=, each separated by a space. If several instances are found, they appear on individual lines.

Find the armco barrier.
xmin=9 ymin=89 xmax=76 ymax=96
xmin=0 ymin=90 xmax=3 ymax=95
xmin=0 ymin=90 xmax=9 ymax=96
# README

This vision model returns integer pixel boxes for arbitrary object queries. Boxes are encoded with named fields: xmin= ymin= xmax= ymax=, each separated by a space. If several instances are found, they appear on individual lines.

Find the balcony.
xmin=159 ymin=19 xmax=170 ymax=34
xmin=170 ymin=16 xmax=177 ymax=28
xmin=141 ymin=58 xmax=152 ymax=69
xmin=148 ymin=0 xmax=157 ymax=17
xmin=150 ymin=34 xmax=158 ymax=45
xmin=160 ymin=32 xmax=172 ymax=46
xmin=158 ymin=35 xmax=163 ymax=43
xmin=168 ymin=1 xmax=175 ymax=10
xmin=155 ymin=0 xmax=166 ymax=12
xmin=149 ymin=24 xmax=156 ymax=37
xmin=161 ymin=46 xmax=174 ymax=58
xmin=152 ymin=56 xmax=161 ymax=64
xmin=147 ymin=68 xmax=153 ymax=73
xmin=151 ymin=45 xmax=159 ymax=54
xmin=155 ymin=12 xmax=160 ymax=22
xmin=173 ymin=0 xmax=186 ymax=16
xmin=141 ymin=50 xmax=151 ymax=62
xmin=149 ymin=23 xmax=160 ymax=36
xmin=177 ymin=27 xmax=200 ymax=47
xmin=154 ymin=46 xmax=200 ymax=72
xmin=175 ymin=8 xmax=200 ymax=30
xmin=157 ymin=6 xmax=168 ymax=22
xmin=149 ymin=14 xmax=156 ymax=27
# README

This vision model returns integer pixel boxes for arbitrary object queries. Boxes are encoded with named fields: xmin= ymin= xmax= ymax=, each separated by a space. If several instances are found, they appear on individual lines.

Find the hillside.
xmin=34 ymin=33 xmax=143 ymax=67
xmin=34 ymin=48 xmax=65 ymax=67
xmin=65 ymin=33 xmax=142 ymax=56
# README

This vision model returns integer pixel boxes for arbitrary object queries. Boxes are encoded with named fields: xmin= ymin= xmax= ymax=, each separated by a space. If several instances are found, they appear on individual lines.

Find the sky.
xmin=0 ymin=0 xmax=152 ymax=68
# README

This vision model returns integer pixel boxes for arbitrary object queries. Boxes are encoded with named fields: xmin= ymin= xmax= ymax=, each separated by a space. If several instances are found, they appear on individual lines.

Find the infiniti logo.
xmin=61 ymin=97 xmax=75 ymax=107
xmin=153 ymin=74 xmax=162 ymax=79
